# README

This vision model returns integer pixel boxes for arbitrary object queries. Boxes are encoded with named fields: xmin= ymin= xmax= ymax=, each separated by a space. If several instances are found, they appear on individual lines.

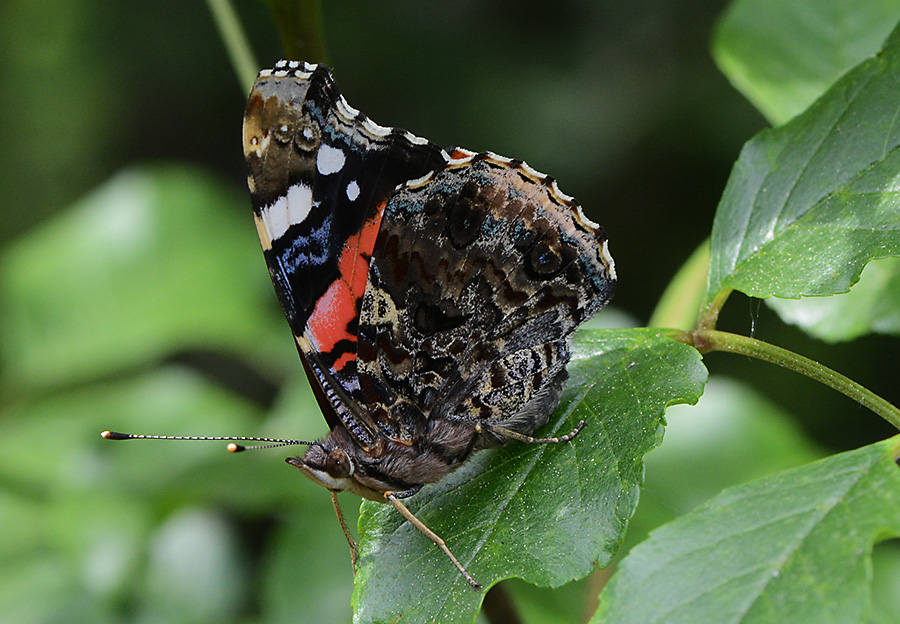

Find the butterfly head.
xmin=286 ymin=432 xmax=388 ymax=502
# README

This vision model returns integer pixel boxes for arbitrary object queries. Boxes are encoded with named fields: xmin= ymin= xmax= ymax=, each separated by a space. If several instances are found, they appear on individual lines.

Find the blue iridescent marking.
xmin=279 ymin=213 xmax=334 ymax=270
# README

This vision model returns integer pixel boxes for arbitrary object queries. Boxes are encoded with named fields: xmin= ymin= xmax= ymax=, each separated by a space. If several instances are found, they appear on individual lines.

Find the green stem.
xmin=206 ymin=0 xmax=259 ymax=92
xmin=262 ymin=0 xmax=329 ymax=63
xmin=648 ymin=239 xmax=710 ymax=330
xmin=670 ymin=328 xmax=900 ymax=432
xmin=696 ymin=288 xmax=731 ymax=332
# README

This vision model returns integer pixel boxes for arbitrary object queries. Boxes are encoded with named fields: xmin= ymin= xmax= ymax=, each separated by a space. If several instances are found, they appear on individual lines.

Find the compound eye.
xmin=325 ymin=449 xmax=353 ymax=479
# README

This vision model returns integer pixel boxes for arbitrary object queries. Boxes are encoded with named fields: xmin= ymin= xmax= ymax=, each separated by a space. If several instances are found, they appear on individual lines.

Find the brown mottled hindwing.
xmin=355 ymin=155 xmax=615 ymax=447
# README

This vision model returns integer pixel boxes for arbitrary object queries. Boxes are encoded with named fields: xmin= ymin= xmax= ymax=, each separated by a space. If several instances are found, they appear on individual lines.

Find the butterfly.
xmin=238 ymin=60 xmax=616 ymax=589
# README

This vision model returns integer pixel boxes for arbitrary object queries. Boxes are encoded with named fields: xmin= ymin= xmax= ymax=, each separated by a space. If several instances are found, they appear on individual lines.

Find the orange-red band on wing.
xmin=306 ymin=200 xmax=387 ymax=371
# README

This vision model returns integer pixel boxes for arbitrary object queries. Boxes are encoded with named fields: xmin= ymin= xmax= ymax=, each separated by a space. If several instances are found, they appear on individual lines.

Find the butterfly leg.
xmin=331 ymin=491 xmax=359 ymax=569
xmin=478 ymin=419 xmax=585 ymax=444
xmin=384 ymin=489 xmax=482 ymax=590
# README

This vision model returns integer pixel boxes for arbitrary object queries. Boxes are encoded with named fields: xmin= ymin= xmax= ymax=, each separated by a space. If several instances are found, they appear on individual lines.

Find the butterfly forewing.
xmin=243 ymin=62 xmax=449 ymax=441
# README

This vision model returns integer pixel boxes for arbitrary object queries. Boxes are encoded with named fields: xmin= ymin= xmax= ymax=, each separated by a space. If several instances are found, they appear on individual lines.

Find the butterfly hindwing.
xmin=356 ymin=154 xmax=616 ymax=445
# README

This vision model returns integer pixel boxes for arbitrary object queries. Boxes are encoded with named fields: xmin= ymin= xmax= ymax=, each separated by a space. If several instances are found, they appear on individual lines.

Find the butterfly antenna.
xmin=100 ymin=431 xmax=314 ymax=452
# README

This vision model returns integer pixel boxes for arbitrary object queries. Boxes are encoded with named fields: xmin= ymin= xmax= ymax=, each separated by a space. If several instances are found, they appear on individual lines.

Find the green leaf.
xmin=351 ymin=328 xmax=708 ymax=624
xmin=872 ymin=540 xmax=900 ymax=623
xmin=138 ymin=509 xmax=249 ymax=623
xmin=0 ymin=165 xmax=285 ymax=392
xmin=713 ymin=0 xmax=900 ymax=125
xmin=592 ymin=436 xmax=900 ymax=624
xmin=261 ymin=502 xmax=356 ymax=624
xmin=635 ymin=376 xmax=824 ymax=535
xmin=503 ymin=377 xmax=824 ymax=624
xmin=502 ymin=576 xmax=595 ymax=624
xmin=0 ymin=361 xmax=353 ymax=624
xmin=766 ymin=256 xmax=900 ymax=341
xmin=0 ymin=367 xmax=267 ymax=624
xmin=705 ymin=22 xmax=900 ymax=310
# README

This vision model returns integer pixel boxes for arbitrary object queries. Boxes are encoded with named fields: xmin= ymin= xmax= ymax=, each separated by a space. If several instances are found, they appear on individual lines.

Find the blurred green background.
xmin=1 ymin=1 xmax=898 ymax=623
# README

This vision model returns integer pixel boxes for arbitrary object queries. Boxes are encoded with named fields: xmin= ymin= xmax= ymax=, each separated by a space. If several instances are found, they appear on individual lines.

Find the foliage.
xmin=353 ymin=331 xmax=705 ymax=623
xmin=0 ymin=1 xmax=898 ymax=623
xmin=595 ymin=437 xmax=900 ymax=624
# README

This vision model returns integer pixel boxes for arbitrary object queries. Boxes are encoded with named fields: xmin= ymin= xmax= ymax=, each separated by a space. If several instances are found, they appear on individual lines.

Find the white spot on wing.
xmin=260 ymin=183 xmax=313 ymax=242
xmin=346 ymin=180 xmax=360 ymax=201
xmin=286 ymin=183 xmax=314 ymax=227
xmin=261 ymin=196 xmax=288 ymax=242
xmin=317 ymin=144 xmax=346 ymax=175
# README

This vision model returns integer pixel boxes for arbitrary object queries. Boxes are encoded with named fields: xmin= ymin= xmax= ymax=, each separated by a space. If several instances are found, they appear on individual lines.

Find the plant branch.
xmin=261 ymin=0 xmax=329 ymax=63
xmin=206 ymin=0 xmax=258 ymax=92
xmin=696 ymin=288 xmax=732 ymax=332
xmin=669 ymin=328 xmax=900 ymax=431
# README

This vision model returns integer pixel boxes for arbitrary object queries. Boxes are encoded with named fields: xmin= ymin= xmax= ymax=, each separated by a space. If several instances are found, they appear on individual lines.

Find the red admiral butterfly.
xmin=104 ymin=60 xmax=616 ymax=590
xmin=240 ymin=60 xmax=616 ymax=588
